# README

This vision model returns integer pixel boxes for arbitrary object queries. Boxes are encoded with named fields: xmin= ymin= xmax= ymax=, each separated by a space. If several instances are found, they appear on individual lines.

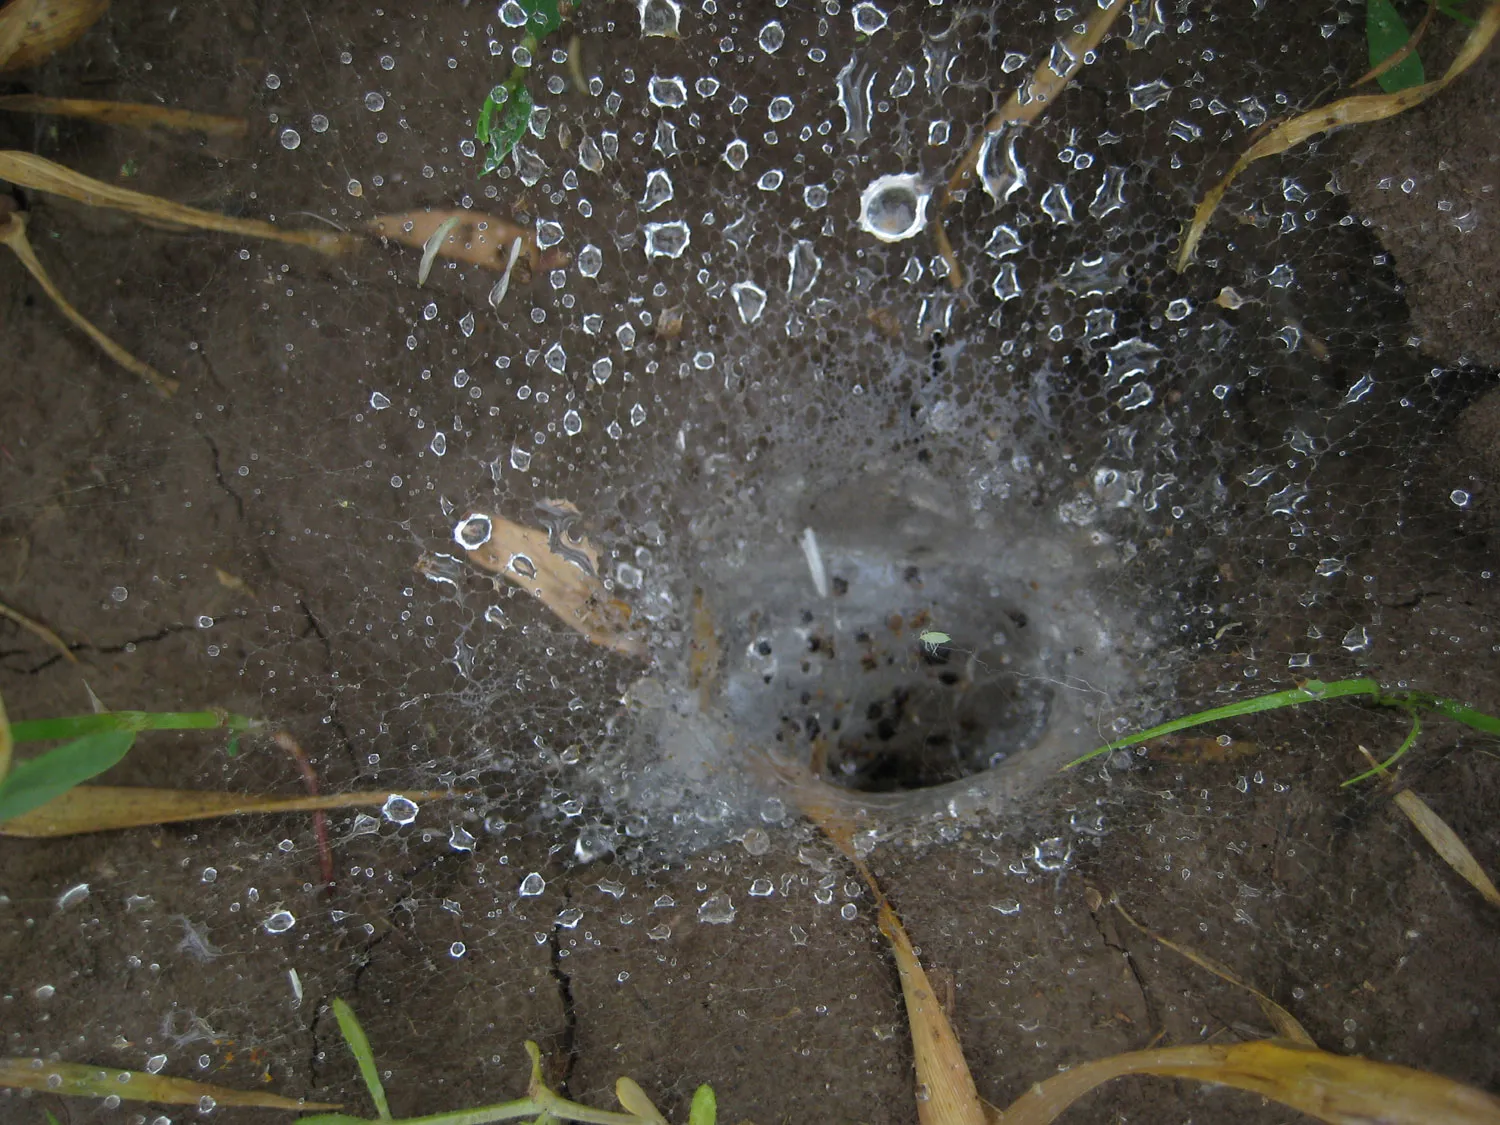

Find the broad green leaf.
xmin=332 ymin=998 xmax=392 ymax=1121
xmin=1367 ymin=0 xmax=1425 ymax=93
xmin=521 ymin=0 xmax=563 ymax=38
xmin=0 ymin=730 xmax=135 ymax=823
xmin=688 ymin=1084 xmax=717 ymax=1125
xmin=478 ymin=83 xmax=534 ymax=174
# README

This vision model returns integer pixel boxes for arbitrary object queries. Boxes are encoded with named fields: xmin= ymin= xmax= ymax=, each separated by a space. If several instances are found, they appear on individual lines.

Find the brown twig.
xmin=273 ymin=731 xmax=335 ymax=893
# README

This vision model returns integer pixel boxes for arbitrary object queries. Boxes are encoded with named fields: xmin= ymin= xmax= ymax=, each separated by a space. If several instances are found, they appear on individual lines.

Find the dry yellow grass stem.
xmin=0 ymin=94 xmax=247 ymax=135
xmin=0 ymin=208 xmax=178 ymax=394
xmin=0 ymin=150 xmax=356 ymax=254
xmin=0 ymin=0 xmax=108 ymax=72
xmin=0 ymin=1057 xmax=339 ymax=1110
xmin=935 ymin=0 xmax=1129 ymax=287
xmin=0 ymin=784 xmax=463 ymax=837
xmin=0 ymin=599 xmax=78 ymax=663
xmin=994 ymin=1039 xmax=1500 ymax=1125
xmin=1111 ymin=898 xmax=1314 ymax=1045
xmin=1177 ymin=0 xmax=1500 ymax=270
xmin=458 ymin=503 xmax=648 ymax=659
xmin=0 ymin=691 xmax=11 ymax=787
xmin=787 ymin=778 xmax=991 ymax=1125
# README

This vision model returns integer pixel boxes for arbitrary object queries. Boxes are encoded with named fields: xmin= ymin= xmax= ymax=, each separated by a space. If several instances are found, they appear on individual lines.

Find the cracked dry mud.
xmin=3 ymin=3 xmax=1500 ymax=1124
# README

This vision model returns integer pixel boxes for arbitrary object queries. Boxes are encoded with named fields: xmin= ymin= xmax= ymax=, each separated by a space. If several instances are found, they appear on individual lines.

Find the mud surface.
xmin=2 ymin=4 xmax=1499 ymax=1124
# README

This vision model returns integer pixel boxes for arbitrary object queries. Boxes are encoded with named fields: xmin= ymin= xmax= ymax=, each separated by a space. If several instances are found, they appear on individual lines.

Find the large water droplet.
xmin=519 ymin=872 xmax=546 ymax=896
xmin=382 ymin=795 xmax=419 ymax=824
xmin=648 ymin=75 xmax=687 ymax=107
xmin=698 ymin=892 xmax=736 ymax=924
xmin=857 ymin=174 xmax=929 ymax=242
xmin=757 ymin=20 xmax=785 ymax=53
xmin=454 ymin=514 xmax=493 ymax=549
xmin=639 ymin=168 xmax=675 ymax=212
xmin=577 ymin=243 xmax=603 ymax=278
xmin=730 ymin=281 xmax=767 ymax=324
xmin=637 ymin=0 xmax=681 ymax=38
xmin=643 ymin=220 xmax=691 ymax=260
xmin=786 ymin=239 xmax=821 ymax=299
xmin=263 ymin=910 xmax=296 ymax=934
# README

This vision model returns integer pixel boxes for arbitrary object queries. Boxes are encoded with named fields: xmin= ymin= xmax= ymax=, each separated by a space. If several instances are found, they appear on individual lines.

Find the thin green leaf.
xmin=521 ymin=0 xmax=563 ymax=38
xmin=43 ymin=1111 xmax=62 ymax=1125
xmin=332 ymin=998 xmax=392 ymax=1121
xmin=9 ymin=709 xmax=260 ymax=742
xmin=479 ymin=83 xmax=534 ymax=174
xmin=1368 ymin=0 xmax=1426 ymax=92
xmin=688 ymin=1085 xmax=717 ymax=1125
xmin=1343 ymin=709 xmax=1423 ymax=786
xmin=0 ymin=730 xmax=135 ymax=823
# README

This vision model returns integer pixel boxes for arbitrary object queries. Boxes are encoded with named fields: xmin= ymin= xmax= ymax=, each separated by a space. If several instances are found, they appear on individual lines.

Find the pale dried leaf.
xmin=213 ymin=567 xmax=256 ymax=597
xmin=0 ymin=95 xmax=246 ymax=134
xmin=996 ymin=1039 xmax=1500 ymax=1125
xmin=0 ymin=210 xmax=177 ymax=394
xmin=0 ymin=1057 xmax=339 ymax=1109
xmin=1113 ymin=900 xmax=1314 ymax=1045
xmin=369 ymin=208 xmax=568 ymax=277
xmin=615 ymin=1077 xmax=668 ymax=1125
xmin=0 ymin=150 xmax=354 ymax=254
xmin=460 ymin=504 xmax=647 ymax=659
xmin=0 ymin=785 xmax=463 ymax=837
xmin=0 ymin=0 xmax=108 ymax=72
xmin=1394 ymin=788 xmax=1500 ymax=908
xmin=1177 ymin=0 xmax=1500 ymax=270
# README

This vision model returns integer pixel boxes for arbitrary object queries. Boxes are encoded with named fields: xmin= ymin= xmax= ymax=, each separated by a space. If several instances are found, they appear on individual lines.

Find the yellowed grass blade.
xmin=0 ymin=785 xmax=464 ymax=837
xmin=0 ymin=94 xmax=247 ymax=135
xmin=0 ymin=0 xmax=108 ymax=72
xmin=0 ymin=151 xmax=355 ymax=254
xmin=877 ymin=899 xmax=990 ymax=1125
xmin=369 ymin=208 xmax=569 ymax=277
xmin=936 ymin=0 xmax=1128 ymax=287
xmin=0 ymin=209 xmax=178 ymax=394
xmin=1394 ymin=788 xmax=1500 ymax=908
xmin=996 ymin=1039 xmax=1500 ymax=1125
xmin=0 ymin=1057 xmax=339 ymax=1110
xmin=1177 ymin=0 xmax=1500 ymax=270
xmin=0 ymin=599 xmax=78 ymax=663
xmin=0 ymin=689 xmax=12 ymax=785
xmin=1112 ymin=899 xmax=1314 ymax=1045
xmin=459 ymin=504 xmax=647 ymax=659
xmin=783 ymin=771 xmax=990 ymax=1125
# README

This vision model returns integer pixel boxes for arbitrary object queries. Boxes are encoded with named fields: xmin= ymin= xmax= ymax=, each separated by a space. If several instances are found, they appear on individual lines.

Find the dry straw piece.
xmin=0 ymin=0 xmax=108 ymax=72
xmin=0 ymin=207 xmax=178 ymax=394
xmin=0 ymin=94 xmax=247 ymax=135
xmin=1177 ymin=0 xmax=1500 ymax=270
xmin=0 ymin=1057 xmax=339 ymax=1110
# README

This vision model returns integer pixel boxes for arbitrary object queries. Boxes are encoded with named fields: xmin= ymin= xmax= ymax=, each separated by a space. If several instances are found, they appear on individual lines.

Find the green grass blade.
xmin=332 ymin=998 xmax=392 ymax=1121
xmin=8 ymin=709 xmax=260 ymax=743
xmin=1422 ymin=695 xmax=1500 ymax=736
xmin=688 ymin=1085 xmax=717 ymax=1125
xmin=0 ymin=730 xmax=135 ymax=823
xmin=1065 ymin=678 xmax=1383 ymax=769
xmin=1343 ymin=709 xmax=1423 ymax=787
xmin=1367 ymin=0 xmax=1426 ymax=92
